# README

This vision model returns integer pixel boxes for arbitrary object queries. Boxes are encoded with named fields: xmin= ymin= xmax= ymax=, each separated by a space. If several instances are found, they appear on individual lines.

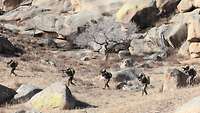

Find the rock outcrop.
xmin=0 ymin=84 xmax=17 ymax=105
xmin=27 ymin=82 xmax=76 ymax=110
xmin=116 ymin=0 xmax=159 ymax=28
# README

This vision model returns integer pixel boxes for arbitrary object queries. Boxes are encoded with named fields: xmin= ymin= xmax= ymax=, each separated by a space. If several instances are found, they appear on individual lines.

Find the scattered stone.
xmin=120 ymin=58 xmax=134 ymax=69
xmin=81 ymin=56 xmax=90 ymax=61
xmin=116 ymin=82 xmax=127 ymax=89
xmin=137 ymin=61 xmax=154 ymax=68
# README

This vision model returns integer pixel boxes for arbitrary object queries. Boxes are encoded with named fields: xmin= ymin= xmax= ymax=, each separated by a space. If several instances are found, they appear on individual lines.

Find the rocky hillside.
xmin=0 ymin=0 xmax=199 ymax=60
xmin=0 ymin=0 xmax=200 ymax=113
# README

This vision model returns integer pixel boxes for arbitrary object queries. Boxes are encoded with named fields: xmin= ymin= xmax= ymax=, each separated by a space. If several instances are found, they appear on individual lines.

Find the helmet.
xmin=139 ymin=73 xmax=145 ymax=78
xmin=66 ymin=67 xmax=71 ymax=72
xmin=100 ymin=68 xmax=106 ymax=73
xmin=184 ymin=65 xmax=190 ymax=70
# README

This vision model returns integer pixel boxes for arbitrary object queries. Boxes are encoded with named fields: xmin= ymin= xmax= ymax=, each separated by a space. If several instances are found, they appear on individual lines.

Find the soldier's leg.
xmin=70 ymin=77 xmax=76 ymax=86
xmin=68 ymin=77 xmax=72 ymax=86
xmin=142 ymin=84 xmax=148 ymax=96
xmin=187 ymin=76 xmax=192 ymax=85
xmin=106 ymin=79 xmax=110 ymax=89
xmin=190 ymin=76 xmax=195 ymax=85
xmin=144 ymin=84 xmax=148 ymax=95
xmin=103 ymin=79 xmax=109 ymax=89
xmin=10 ymin=67 xmax=16 ymax=76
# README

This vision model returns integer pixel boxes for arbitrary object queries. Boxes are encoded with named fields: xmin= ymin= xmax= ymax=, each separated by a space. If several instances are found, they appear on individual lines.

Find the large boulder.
xmin=145 ymin=23 xmax=187 ymax=48
xmin=75 ymin=17 xmax=133 ymax=53
xmin=0 ymin=36 xmax=22 ymax=55
xmin=27 ymin=82 xmax=76 ymax=110
xmin=162 ymin=68 xmax=188 ymax=92
xmin=177 ymin=0 xmax=200 ymax=13
xmin=24 ymin=10 xmax=100 ymax=36
xmin=175 ymin=96 xmax=200 ymax=113
xmin=129 ymin=23 xmax=187 ymax=56
xmin=116 ymin=0 xmax=159 ymax=28
xmin=0 ymin=84 xmax=17 ymax=105
xmin=129 ymin=39 xmax=159 ymax=56
xmin=112 ymin=68 xmax=140 ymax=82
xmin=13 ymin=84 xmax=42 ymax=103
xmin=0 ymin=6 xmax=48 ymax=22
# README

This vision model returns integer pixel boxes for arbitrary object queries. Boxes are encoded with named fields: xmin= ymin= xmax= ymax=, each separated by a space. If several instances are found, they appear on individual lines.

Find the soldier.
xmin=63 ymin=67 xmax=76 ymax=86
xmin=138 ymin=73 xmax=150 ymax=96
xmin=7 ymin=60 xmax=18 ymax=76
xmin=100 ymin=68 xmax=112 ymax=89
xmin=182 ymin=65 xmax=197 ymax=85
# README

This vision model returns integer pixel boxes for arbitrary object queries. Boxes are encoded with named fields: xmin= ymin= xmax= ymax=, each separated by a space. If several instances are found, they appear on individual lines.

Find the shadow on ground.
xmin=75 ymin=99 xmax=98 ymax=109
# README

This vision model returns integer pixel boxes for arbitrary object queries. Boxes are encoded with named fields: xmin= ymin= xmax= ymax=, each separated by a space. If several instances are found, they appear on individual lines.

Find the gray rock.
xmin=74 ymin=17 xmax=135 ymax=53
xmin=143 ymin=52 xmax=167 ymax=61
xmin=112 ymin=68 xmax=140 ymax=82
xmin=163 ymin=68 xmax=190 ymax=92
xmin=169 ymin=68 xmax=188 ymax=88
xmin=38 ymin=38 xmax=57 ymax=48
xmin=81 ymin=56 xmax=90 ymax=61
xmin=13 ymin=84 xmax=42 ymax=103
xmin=120 ymin=58 xmax=134 ymax=69
xmin=129 ymin=39 xmax=159 ymax=56
xmin=137 ymin=61 xmax=154 ymax=68
xmin=0 ymin=84 xmax=17 ymax=105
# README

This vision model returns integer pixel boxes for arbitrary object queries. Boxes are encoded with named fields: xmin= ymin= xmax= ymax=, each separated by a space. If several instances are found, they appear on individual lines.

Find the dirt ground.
xmin=0 ymin=49 xmax=200 ymax=113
